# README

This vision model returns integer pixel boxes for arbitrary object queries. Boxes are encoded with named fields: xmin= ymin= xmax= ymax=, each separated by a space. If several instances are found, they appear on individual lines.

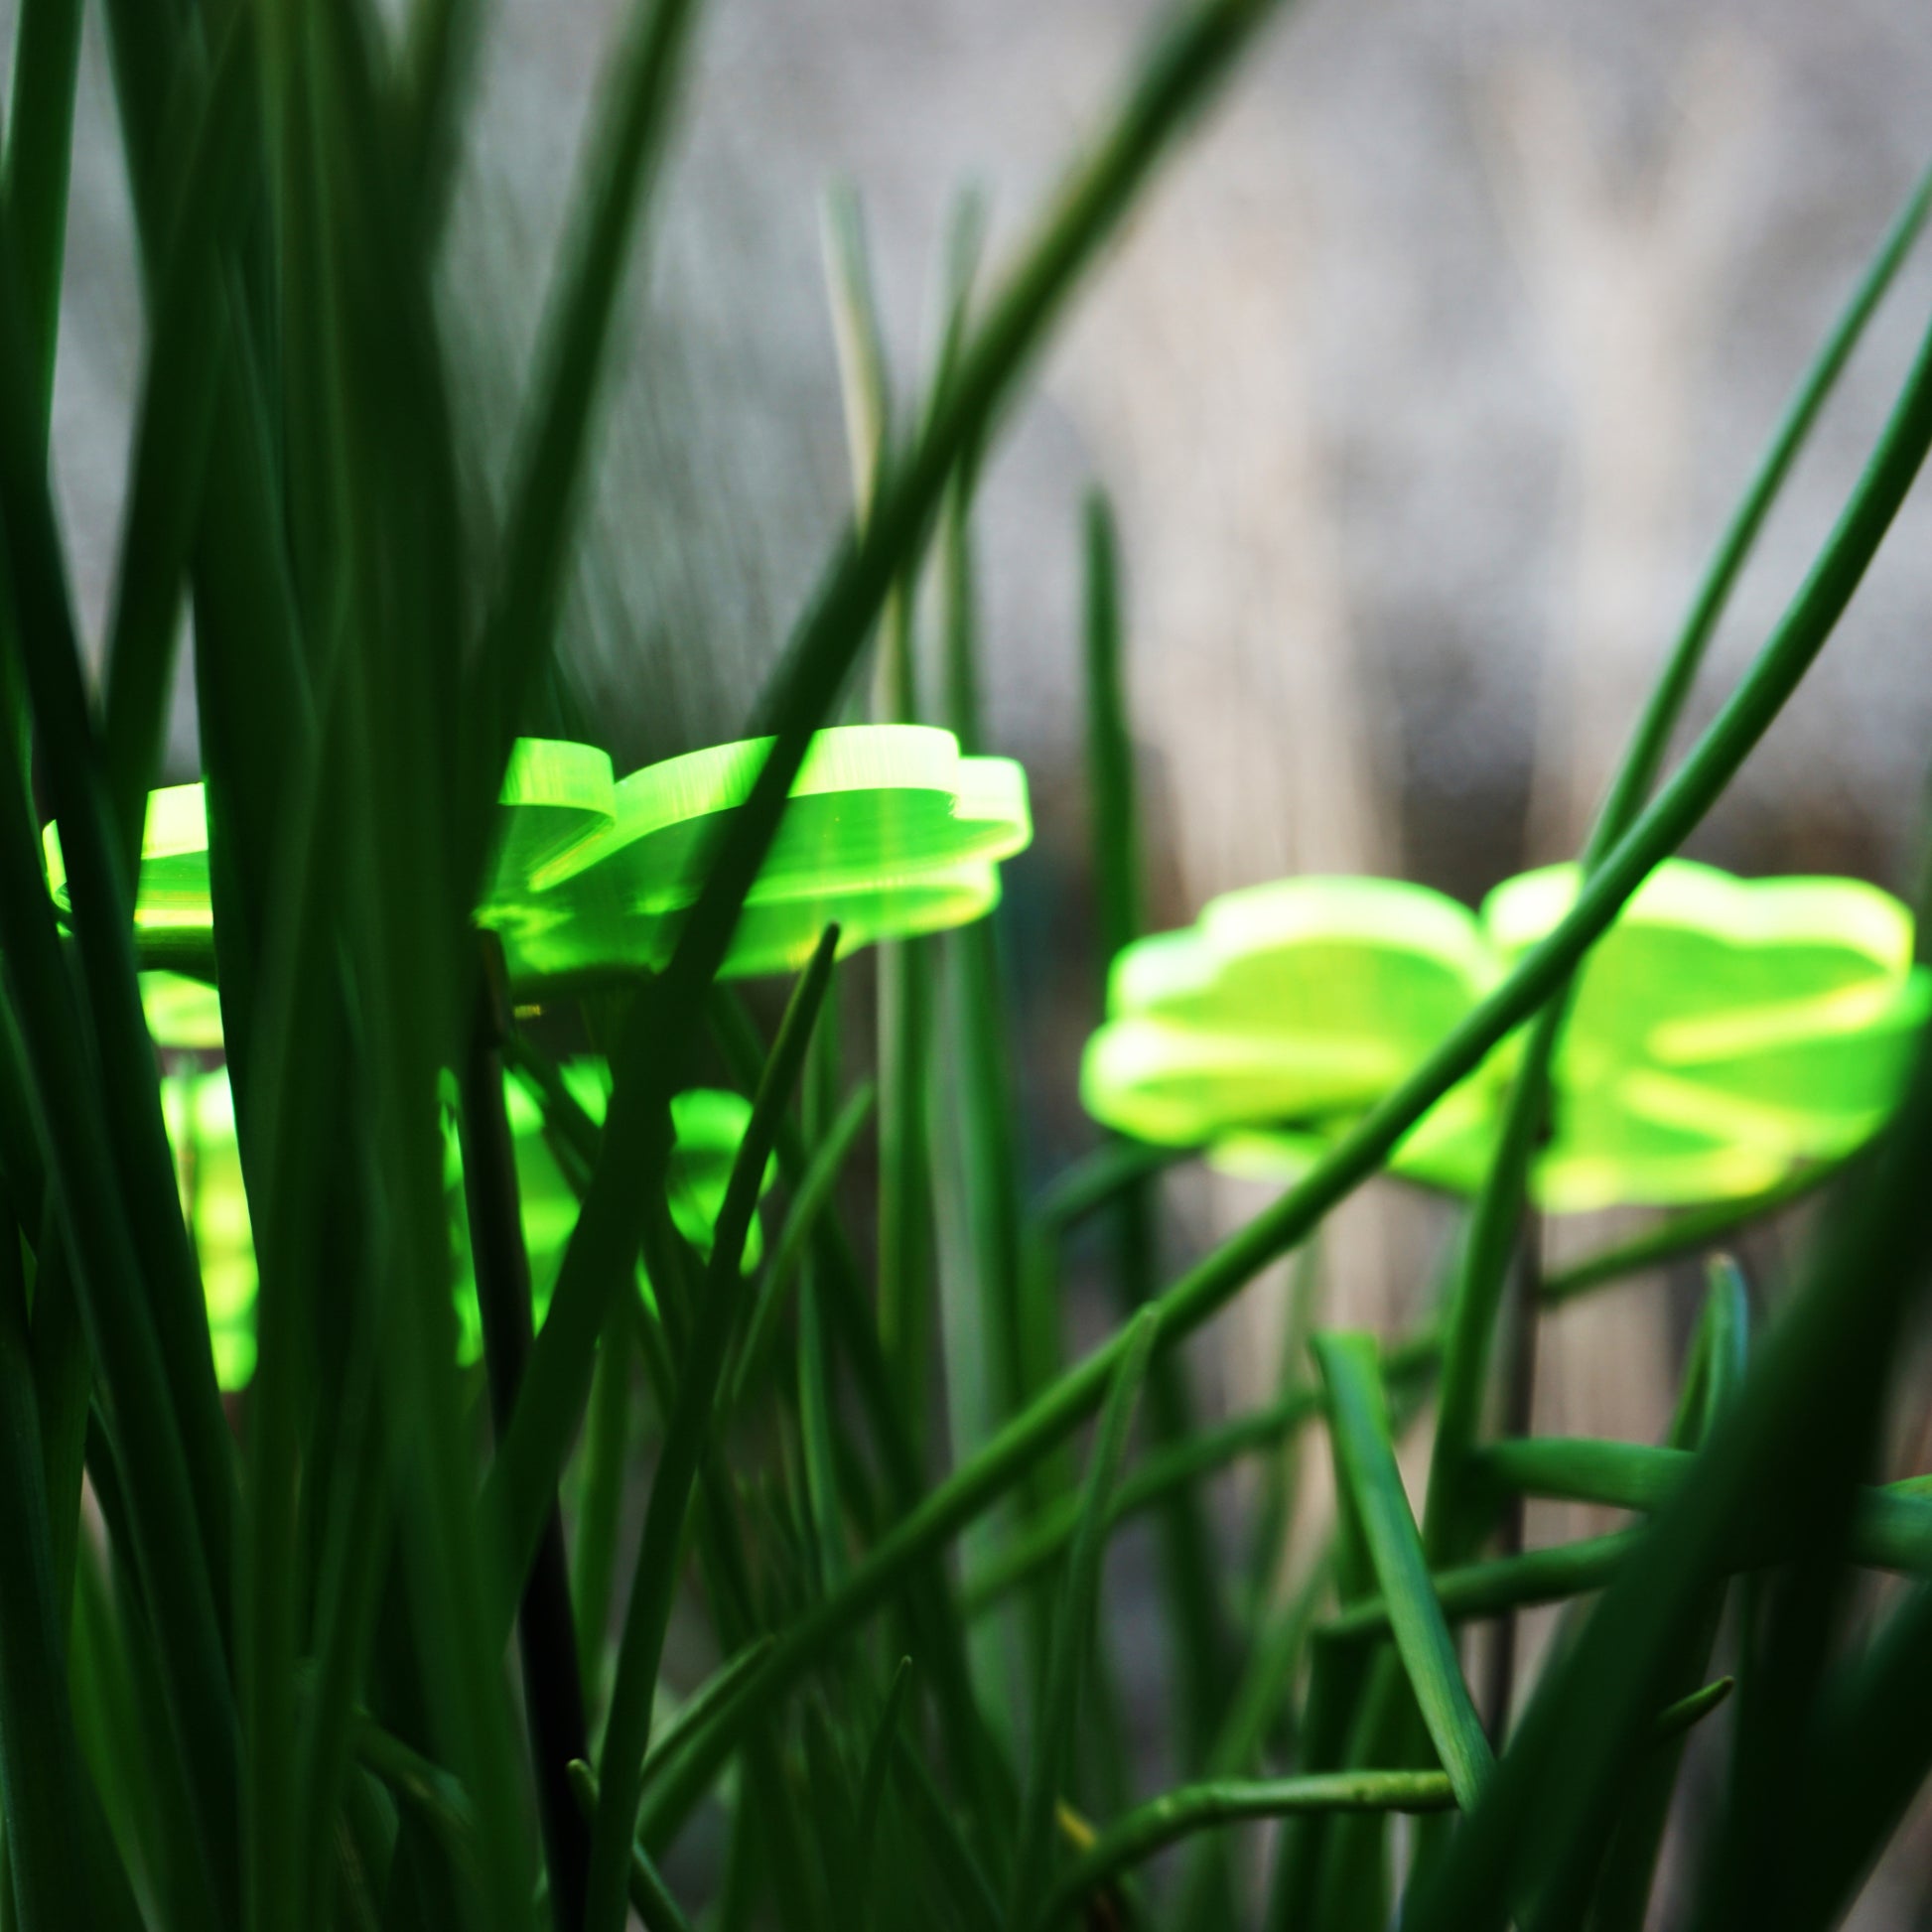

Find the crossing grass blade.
xmin=586 ymin=927 xmax=841 ymax=1932
xmin=489 ymin=0 xmax=1307 ymax=1618
xmin=856 ymin=1658 xmax=912 ymax=1930
xmin=100 ymin=13 xmax=259 ymax=854
xmin=1008 ymin=1307 xmax=1159 ymax=1925
xmin=1080 ymin=482 xmax=1231 ymax=1769
xmin=1035 ymin=1770 xmax=1459 ymax=1932
xmin=729 ymin=1082 xmax=875 ymax=1413
xmin=1313 ymin=1332 xmax=1494 ymax=1811
xmin=463 ymin=0 xmax=704 ymax=847
xmin=1421 ymin=143 xmax=1932 ymax=1578
xmin=0 ymin=1219 xmax=144 ymax=1932
xmin=1406 ymin=994 xmax=1932 ymax=1932
xmin=2 ymin=0 xmax=81 ymax=429
xmin=1584 ymin=1262 xmax=1752 ymax=1932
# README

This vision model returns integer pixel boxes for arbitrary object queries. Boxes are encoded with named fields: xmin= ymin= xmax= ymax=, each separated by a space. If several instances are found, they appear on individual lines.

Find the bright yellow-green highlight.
xmin=1081 ymin=862 xmax=1927 ymax=1211
xmin=49 ymin=727 xmax=1031 ymax=989
xmin=155 ymin=1048 xmax=767 ymax=1390
xmin=148 ymin=973 xmax=768 ymax=1398
xmin=484 ymin=724 xmax=1031 ymax=986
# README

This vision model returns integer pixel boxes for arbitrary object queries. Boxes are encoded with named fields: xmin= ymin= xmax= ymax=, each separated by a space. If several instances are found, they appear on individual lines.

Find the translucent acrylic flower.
xmin=1082 ymin=861 xmax=1925 ymax=1210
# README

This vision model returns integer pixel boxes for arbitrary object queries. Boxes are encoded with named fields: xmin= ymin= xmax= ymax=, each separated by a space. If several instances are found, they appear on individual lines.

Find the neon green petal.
xmin=1082 ymin=876 xmax=1499 ymax=1143
xmin=486 ymin=725 xmax=1029 ymax=986
xmin=141 ymin=970 xmax=225 ymax=1050
xmin=1084 ymin=860 xmax=1922 ymax=1213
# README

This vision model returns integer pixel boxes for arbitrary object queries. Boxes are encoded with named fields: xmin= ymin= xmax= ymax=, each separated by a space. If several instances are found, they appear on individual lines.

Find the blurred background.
xmin=31 ymin=0 xmax=1932 ymax=1910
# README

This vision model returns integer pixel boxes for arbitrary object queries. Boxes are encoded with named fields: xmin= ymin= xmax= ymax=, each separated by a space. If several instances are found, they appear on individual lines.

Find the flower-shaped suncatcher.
xmin=1081 ymin=861 xmax=1927 ymax=1211
xmin=89 ymin=724 xmax=1025 ymax=1385
xmin=150 ymin=984 xmax=768 ymax=1391
xmin=49 ymin=724 xmax=1033 ymax=990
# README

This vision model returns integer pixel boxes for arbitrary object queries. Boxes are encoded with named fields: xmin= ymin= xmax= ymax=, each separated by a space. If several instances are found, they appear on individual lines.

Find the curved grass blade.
xmin=586 ymin=928 xmax=839 ymax=1932
xmin=462 ymin=0 xmax=703 ymax=846
xmin=2 ymin=0 xmax=81 ymax=428
xmin=567 ymin=1761 xmax=694 ymax=1932
xmin=1081 ymin=482 xmax=1230 ymax=1765
xmin=0 ymin=1218 xmax=144 ymax=1932
xmin=1420 ymin=145 xmax=1932 ymax=1574
xmin=0 ymin=634 xmax=235 ymax=1932
xmin=856 ymin=1658 xmax=912 ymax=1931
xmin=101 ymin=14 xmax=259 ymax=853
xmin=729 ymin=1081 xmax=874 ymax=1413
xmin=1321 ymin=1531 xmax=1643 ymax=1644
xmin=1008 ymin=1306 xmax=1159 ymax=1924
xmin=1314 ymin=1332 xmax=1493 ymax=1810
xmin=1033 ymin=1769 xmax=1457 ymax=1932
xmin=0 ymin=184 xmax=235 ymax=1601
xmin=1407 ymin=1004 xmax=1932 ymax=1932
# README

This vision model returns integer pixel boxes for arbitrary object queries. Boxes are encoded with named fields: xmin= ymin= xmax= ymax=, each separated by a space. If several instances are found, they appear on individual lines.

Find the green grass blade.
xmin=1322 ymin=1530 xmax=1643 ymax=1644
xmin=0 ymin=1221 xmax=143 ymax=1932
xmin=1028 ymin=1140 xmax=1182 ymax=1235
xmin=573 ymin=1305 xmax=633 ymax=1705
xmin=2 ymin=0 xmax=80 ymax=426
xmin=1781 ymin=1582 xmax=1932 ymax=1925
xmin=0 ymin=673 xmax=235 ymax=1932
xmin=1008 ymin=1306 xmax=1159 ymax=1924
xmin=100 ymin=14 xmax=258 ymax=852
xmin=1421 ymin=146 xmax=1932 ymax=1575
xmin=1080 ymin=481 xmax=1230 ymax=1765
xmin=797 ymin=1265 xmax=848 ymax=1594
xmin=729 ymin=1081 xmax=874 ymax=1413
xmin=354 ymin=1718 xmax=483 ymax=1899
xmin=459 ymin=960 xmax=592 ymax=1925
xmin=567 ymin=1761 xmax=695 ymax=1932
xmin=0 ymin=186 xmax=236 ymax=1601
xmin=889 ymin=1733 xmax=1004 ymax=1932
xmin=1082 ymin=487 xmax=1141 ymax=962
xmin=491 ymin=0 xmax=1303 ymax=1622
xmin=1314 ymin=1332 xmax=1494 ymax=1810
xmin=463 ymin=0 xmax=703 ymax=834
xmin=856 ymin=1658 xmax=912 ymax=1930
xmin=587 ymin=928 xmax=840 ymax=1932
xmin=634 ymin=1638 xmax=775 ymax=1804
xmin=1407 ymin=1011 xmax=1932 ymax=1932
xmin=1034 ymin=1770 xmax=1457 ymax=1932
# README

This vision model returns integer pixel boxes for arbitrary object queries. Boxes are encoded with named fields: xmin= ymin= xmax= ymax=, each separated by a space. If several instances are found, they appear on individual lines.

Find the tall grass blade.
xmin=1422 ymin=144 xmax=1932 ymax=1576
xmin=2 ymin=0 xmax=80 ymax=428
xmin=1036 ymin=1770 xmax=1458 ymax=1932
xmin=587 ymin=927 xmax=841 ymax=1932
xmin=493 ymin=0 xmax=1306 ymax=1619
xmin=1314 ymin=1332 xmax=1494 ymax=1810
xmin=0 ymin=1217 xmax=143 ymax=1932
xmin=1406 ymin=987 xmax=1932 ymax=1932
xmin=1008 ymin=1306 xmax=1160 ymax=1923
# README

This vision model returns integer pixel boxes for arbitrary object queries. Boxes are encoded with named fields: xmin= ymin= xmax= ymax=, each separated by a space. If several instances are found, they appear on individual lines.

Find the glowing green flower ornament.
xmin=482 ymin=725 xmax=1031 ymax=988
xmin=1082 ymin=862 xmax=1927 ymax=1211
xmin=146 ymin=974 xmax=768 ymax=1391
xmin=53 ymin=725 xmax=1032 ymax=991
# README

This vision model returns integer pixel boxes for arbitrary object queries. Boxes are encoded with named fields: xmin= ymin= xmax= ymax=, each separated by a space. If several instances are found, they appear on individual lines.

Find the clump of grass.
xmin=1 ymin=0 xmax=1931 ymax=1928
